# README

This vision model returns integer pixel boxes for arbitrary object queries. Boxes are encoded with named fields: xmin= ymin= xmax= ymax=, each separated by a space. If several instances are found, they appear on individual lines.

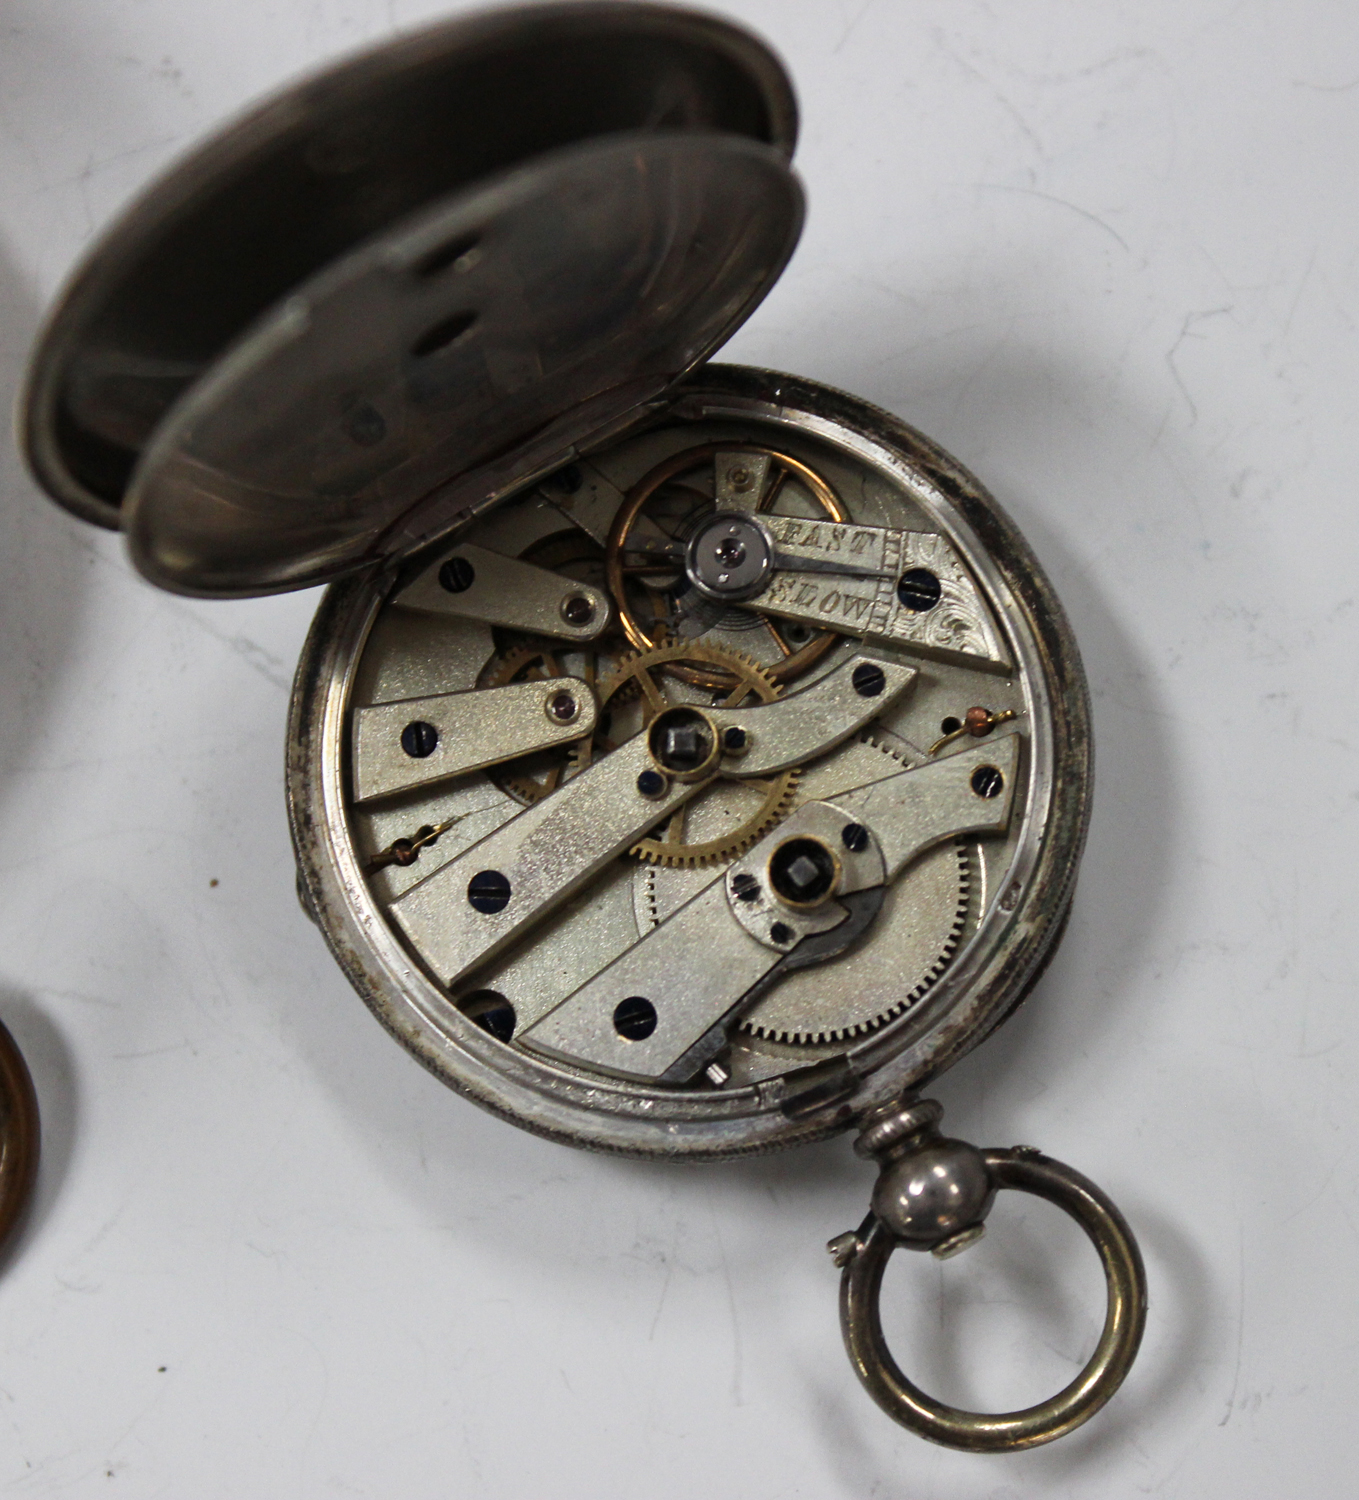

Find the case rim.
xmin=286 ymin=364 xmax=1092 ymax=1159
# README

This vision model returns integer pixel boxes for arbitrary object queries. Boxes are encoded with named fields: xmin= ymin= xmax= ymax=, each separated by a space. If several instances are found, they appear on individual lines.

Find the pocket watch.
xmin=20 ymin=2 xmax=1146 ymax=1451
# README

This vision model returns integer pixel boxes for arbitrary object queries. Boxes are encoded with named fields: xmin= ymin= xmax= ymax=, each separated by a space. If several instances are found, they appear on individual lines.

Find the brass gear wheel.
xmin=603 ymin=442 xmax=849 ymax=690
xmin=592 ymin=641 xmax=800 ymax=867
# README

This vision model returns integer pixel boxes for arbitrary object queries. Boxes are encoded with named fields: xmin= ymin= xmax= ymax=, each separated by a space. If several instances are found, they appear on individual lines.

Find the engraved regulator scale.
xmin=21 ymin=3 xmax=1146 ymax=1451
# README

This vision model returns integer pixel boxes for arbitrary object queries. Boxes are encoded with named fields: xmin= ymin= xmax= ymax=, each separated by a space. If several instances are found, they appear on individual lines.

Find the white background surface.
xmin=0 ymin=1 xmax=1355 ymax=1495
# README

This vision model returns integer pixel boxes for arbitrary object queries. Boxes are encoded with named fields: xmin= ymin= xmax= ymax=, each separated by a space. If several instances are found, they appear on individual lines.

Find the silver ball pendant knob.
xmin=871 ymin=1137 xmax=996 ymax=1248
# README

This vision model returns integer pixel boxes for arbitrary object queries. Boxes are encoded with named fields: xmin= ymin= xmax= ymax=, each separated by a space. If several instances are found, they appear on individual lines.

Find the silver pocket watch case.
xmin=21 ymin=2 xmax=1145 ymax=1451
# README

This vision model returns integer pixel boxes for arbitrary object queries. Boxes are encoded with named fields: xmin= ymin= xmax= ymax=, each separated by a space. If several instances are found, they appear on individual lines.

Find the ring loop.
xmin=0 ymin=1019 xmax=39 ymax=1257
xmin=841 ymin=1148 xmax=1146 ymax=1452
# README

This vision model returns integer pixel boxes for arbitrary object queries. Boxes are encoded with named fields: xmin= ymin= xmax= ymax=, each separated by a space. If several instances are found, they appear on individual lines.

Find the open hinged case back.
xmin=22 ymin=2 xmax=801 ymax=589
xmin=20 ymin=2 xmax=1146 ymax=1453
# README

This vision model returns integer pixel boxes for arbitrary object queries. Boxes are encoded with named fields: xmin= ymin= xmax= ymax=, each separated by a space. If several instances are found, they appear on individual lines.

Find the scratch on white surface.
xmin=705 ymin=1187 xmax=744 ymax=1406
xmin=93 ymin=1369 xmax=178 ymax=1487
xmin=281 ymin=1324 xmax=331 ymax=1477
xmin=1281 ymin=1157 xmax=1341 ymax=1225
xmin=1164 ymin=306 xmax=1234 ymax=425
xmin=109 ymin=1040 xmax=194 ymax=1060
xmin=1281 ymin=246 xmax=1319 ymax=339
xmin=33 ymin=983 xmax=120 ymax=1010
xmin=1015 ymin=45 xmax=1162 ymax=87
xmin=64 ymin=135 xmax=183 ymax=190
xmin=1294 ymin=1038 xmax=1342 ymax=1060
xmin=187 ymin=892 xmax=239 ymax=1017
xmin=1335 ymin=1190 xmax=1359 ymax=1251
xmin=53 ymin=1273 xmax=102 ymax=1295
xmin=648 ymin=1254 xmax=673 ymax=1341
xmin=150 ymin=601 xmax=295 ymax=691
xmin=76 ymin=534 xmax=296 ymax=690
xmin=949 ymin=316 xmax=1020 ymax=420
xmin=833 ymin=0 xmax=875 ymax=54
xmin=931 ymin=28 xmax=1044 ymax=164
xmin=975 ymin=182 xmax=1131 ymax=252
xmin=186 ymin=618 xmax=294 ymax=692
xmin=68 ymin=136 xmax=183 ymax=241
xmin=1219 ymin=1222 xmax=1245 ymax=1426
xmin=74 ymin=1204 xmax=128 ymax=1261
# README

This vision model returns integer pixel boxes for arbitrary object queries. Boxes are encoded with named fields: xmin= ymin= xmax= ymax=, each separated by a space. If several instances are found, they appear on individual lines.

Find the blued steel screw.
xmin=467 ymin=870 xmax=512 ymax=913
xmin=439 ymin=556 xmax=475 ymax=593
xmin=896 ymin=567 xmax=942 ymax=612
xmin=401 ymin=720 xmax=439 ymax=758
xmin=613 ymin=996 xmax=657 ymax=1039
xmin=971 ymin=765 xmax=1004 ymax=799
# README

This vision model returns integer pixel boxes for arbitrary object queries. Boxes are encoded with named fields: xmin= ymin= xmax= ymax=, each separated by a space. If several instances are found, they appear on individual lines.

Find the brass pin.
xmin=928 ymin=706 xmax=1018 ymax=756
xmin=367 ymin=814 xmax=466 ymax=872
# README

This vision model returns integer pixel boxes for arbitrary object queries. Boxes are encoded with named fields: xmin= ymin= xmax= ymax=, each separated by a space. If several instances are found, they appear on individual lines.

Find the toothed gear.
xmin=739 ymin=840 xmax=973 ymax=1044
xmin=592 ymin=641 xmax=801 ymax=867
xmin=632 ymin=736 xmax=974 ymax=1042
xmin=479 ymin=641 xmax=557 ymax=690
xmin=726 ymin=733 xmax=973 ymax=1043
xmin=861 ymin=728 xmax=910 ymax=764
